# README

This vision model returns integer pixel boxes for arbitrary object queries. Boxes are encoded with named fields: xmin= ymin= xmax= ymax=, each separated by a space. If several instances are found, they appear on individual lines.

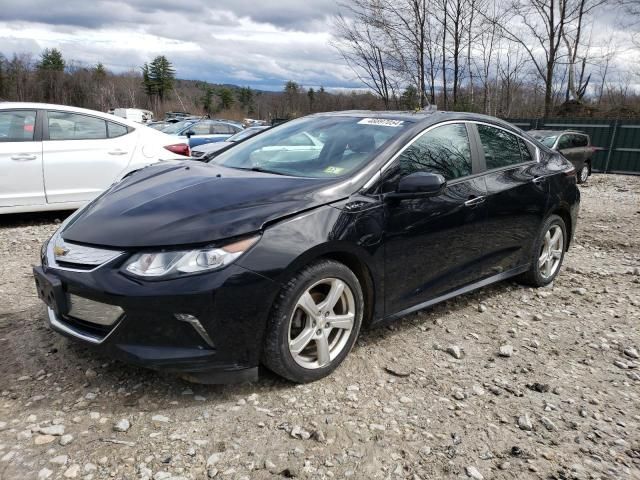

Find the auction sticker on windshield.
xmin=357 ymin=118 xmax=404 ymax=127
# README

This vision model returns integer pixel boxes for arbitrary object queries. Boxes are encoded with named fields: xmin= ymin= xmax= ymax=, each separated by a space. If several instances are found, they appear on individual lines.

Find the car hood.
xmin=61 ymin=161 xmax=341 ymax=248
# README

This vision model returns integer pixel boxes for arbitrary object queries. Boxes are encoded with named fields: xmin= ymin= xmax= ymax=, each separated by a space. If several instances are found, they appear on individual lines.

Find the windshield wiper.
xmin=230 ymin=166 xmax=291 ymax=176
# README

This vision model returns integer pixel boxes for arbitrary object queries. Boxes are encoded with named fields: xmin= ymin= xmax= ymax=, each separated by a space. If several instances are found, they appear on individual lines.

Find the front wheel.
xmin=262 ymin=260 xmax=363 ymax=383
xmin=519 ymin=214 xmax=567 ymax=287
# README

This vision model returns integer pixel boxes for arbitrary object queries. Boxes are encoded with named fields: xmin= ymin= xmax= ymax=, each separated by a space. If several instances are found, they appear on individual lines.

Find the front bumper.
xmin=36 ymin=260 xmax=279 ymax=383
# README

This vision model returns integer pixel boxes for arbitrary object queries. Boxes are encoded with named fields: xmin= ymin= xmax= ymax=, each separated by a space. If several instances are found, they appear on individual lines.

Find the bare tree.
xmin=333 ymin=3 xmax=399 ymax=108
xmin=495 ymin=0 xmax=580 ymax=116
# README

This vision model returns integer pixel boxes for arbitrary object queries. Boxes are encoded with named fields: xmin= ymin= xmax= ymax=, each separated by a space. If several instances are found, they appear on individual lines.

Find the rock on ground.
xmin=0 ymin=175 xmax=639 ymax=479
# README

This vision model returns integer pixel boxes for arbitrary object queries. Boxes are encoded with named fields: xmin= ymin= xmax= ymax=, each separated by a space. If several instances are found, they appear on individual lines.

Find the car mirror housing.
xmin=185 ymin=130 xmax=195 ymax=138
xmin=387 ymin=172 xmax=447 ymax=199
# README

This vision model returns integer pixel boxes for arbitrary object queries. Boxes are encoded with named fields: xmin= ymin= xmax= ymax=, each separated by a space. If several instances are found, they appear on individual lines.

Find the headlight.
xmin=123 ymin=236 xmax=259 ymax=279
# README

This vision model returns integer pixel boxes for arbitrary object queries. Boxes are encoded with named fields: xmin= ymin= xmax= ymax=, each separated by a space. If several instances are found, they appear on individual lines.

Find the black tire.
xmin=577 ymin=162 xmax=590 ymax=184
xmin=518 ymin=214 xmax=567 ymax=287
xmin=262 ymin=260 xmax=364 ymax=383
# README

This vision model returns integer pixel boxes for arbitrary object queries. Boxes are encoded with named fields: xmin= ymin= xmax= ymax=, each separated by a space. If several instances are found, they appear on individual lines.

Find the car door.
xmin=381 ymin=122 xmax=489 ymax=315
xmin=42 ymin=110 xmax=137 ymax=204
xmin=473 ymin=123 xmax=548 ymax=278
xmin=0 ymin=109 xmax=45 ymax=207
xmin=556 ymin=133 xmax=583 ymax=171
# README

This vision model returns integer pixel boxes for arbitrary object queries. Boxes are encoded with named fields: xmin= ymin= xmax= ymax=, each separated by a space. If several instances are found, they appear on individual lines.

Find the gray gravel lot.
xmin=0 ymin=174 xmax=639 ymax=480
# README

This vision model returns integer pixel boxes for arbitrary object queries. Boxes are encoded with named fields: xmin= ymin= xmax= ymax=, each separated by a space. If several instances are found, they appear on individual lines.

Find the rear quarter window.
xmin=107 ymin=122 xmax=129 ymax=138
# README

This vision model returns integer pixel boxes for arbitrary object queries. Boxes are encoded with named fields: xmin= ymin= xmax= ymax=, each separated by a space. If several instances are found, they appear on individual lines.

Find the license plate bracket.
xmin=33 ymin=267 xmax=68 ymax=316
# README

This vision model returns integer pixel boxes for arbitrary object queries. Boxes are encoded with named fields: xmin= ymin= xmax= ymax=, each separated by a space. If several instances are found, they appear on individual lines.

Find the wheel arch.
xmin=549 ymin=207 xmax=573 ymax=250
xmin=276 ymin=242 xmax=379 ymax=328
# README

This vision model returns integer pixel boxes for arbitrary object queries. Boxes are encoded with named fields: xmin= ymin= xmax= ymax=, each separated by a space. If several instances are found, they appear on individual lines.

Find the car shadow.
xmin=0 ymin=210 xmax=72 ymax=228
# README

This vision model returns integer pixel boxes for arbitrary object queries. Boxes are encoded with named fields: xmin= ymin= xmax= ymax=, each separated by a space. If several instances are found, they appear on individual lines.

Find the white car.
xmin=190 ymin=126 xmax=270 ymax=159
xmin=0 ymin=103 xmax=190 ymax=214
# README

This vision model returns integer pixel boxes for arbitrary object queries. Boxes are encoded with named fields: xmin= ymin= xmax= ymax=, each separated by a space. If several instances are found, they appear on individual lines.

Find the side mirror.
xmin=387 ymin=172 xmax=446 ymax=199
xmin=185 ymin=130 xmax=195 ymax=138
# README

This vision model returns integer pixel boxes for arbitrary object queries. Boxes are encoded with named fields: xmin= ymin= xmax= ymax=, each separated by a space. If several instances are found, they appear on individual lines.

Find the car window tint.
xmin=211 ymin=124 xmax=229 ymax=134
xmin=519 ymin=138 xmax=534 ymax=162
xmin=477 ymin=124 xmax=523 ymax=169
xmin=397 ymin=123 xmax=472 ymax=180
xmin=0 ymin=110 xmax=36 ymax=142
xmin=573 ymin=134 xmax=588 ymax=147
xmin=107 ymin=122 xmax=128 ymax=138
xmin=539 ymin=135 xmax=556 ymax=148
xmin=283 ymin=133 xmax=314 ymax=146
xmin=191 ymin=123 xmax=211 ymax=135
xmin=556 ymin=134 xmax=572 ymax=150
xmin=48 ymin=112 xmax=107 ymax=140
xmin=213 ymin=116 xmax=408 ymax=178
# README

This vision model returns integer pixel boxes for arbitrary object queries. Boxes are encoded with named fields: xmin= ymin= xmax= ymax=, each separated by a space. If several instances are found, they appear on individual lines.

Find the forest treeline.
xmin=1 ymin=0 xmax=640 ymax=121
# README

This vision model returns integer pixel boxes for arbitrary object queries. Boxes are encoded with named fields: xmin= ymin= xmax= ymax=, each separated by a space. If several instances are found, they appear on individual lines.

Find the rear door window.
xmin=572 ymin=134 xmax=588 ymax=147
xmin=48 ymin=112 xmax=107 ymax=140
xmin=0 ymin=110 xmax=37 ymax=142
xmin=190 ymin=122 xmax=212 ymax=135
xmin=477 ymin=124 xmax=524 ymax=169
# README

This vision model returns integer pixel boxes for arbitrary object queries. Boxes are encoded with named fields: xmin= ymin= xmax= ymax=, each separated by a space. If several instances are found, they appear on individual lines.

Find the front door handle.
xmin=464 ymin=196 xmax=486 ymax=207
xmin=532 ymin=176 xmax=547 ymax=185
xmin=108 ymin=150 xmax=128 ymax=155
xmin=11 ymin=154 xmax=37 ymax=161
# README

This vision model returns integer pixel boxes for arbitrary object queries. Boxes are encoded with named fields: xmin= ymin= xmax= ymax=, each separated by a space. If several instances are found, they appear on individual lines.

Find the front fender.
xmin=237 ymin=204 xmax=386 ymax=319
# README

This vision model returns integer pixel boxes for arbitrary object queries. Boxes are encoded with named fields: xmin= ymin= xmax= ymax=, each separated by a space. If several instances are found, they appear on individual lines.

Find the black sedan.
xmin=33 ymin=111 xmax=580 ymax=384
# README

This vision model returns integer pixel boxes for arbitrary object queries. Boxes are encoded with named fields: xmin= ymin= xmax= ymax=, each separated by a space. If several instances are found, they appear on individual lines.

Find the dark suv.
xmin=529 ymin=130 xmax=594 ymax=183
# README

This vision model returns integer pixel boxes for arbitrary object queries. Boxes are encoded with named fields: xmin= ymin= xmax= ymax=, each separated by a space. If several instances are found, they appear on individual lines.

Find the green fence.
xmin=504 ymin=118 xmax=640 ymax=174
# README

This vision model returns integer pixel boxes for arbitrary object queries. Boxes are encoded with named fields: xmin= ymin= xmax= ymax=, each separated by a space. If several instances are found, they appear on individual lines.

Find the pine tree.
xmin=37 ymin=48 xmax=65 ymax=72
xmin=202 ymin=85 xmax=215 ymax=113
xmin=237 ymin=86 xmax=254 ymax=112
xmin=218 ymin=87 xmax=234 ymax=110
xmin=141 ymin=56 xmax=175 ymax=103
xmin=307 ymin=87 xmax=315 ymax=112
xmin=37 ymin=48 xmax=65 ymax=102
xmin=93 ymin=63 xmax=106 ymax=81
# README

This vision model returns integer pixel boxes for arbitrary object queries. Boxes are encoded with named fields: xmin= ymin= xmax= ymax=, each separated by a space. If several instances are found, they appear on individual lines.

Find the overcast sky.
xmin=0 ymin=1 xmax=635 ymax=92
xmin=0 ymin=0 xmax=361 ymax=91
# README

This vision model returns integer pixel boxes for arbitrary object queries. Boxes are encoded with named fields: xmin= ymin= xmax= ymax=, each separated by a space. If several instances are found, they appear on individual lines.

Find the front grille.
xmin=48 ymin=233 xmax=124 ymax=271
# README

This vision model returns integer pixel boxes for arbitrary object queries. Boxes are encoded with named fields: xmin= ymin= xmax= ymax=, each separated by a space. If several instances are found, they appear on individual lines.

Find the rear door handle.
xmin=108 ymin=150 xmax=128 ymax=155
xmin=11 ymin=154 xmax=37 ymax=161
xmin=464 ymin=196 xmax=486 ymax=207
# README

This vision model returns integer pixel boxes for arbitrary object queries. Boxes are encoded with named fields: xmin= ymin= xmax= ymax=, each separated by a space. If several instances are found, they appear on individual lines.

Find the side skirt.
xmin=376 ymin=265 xmax=529 ymax=326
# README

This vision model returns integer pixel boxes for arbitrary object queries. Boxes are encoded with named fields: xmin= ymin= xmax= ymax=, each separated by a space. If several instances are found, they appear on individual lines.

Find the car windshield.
xmin=162 ymin=120 xmax=197 ymax=134
xmin=531 ymin=133 xmax=557 ymax=148
xmin=228 ymin=127 xmax=267 ymax=142
xmin=211 ymin=116 xmax=410 ymax=178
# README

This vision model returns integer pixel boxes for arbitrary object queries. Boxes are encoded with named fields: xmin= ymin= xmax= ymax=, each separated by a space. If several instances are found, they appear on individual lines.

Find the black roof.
xmin=311 ymin=109 xmax=523 ymax=131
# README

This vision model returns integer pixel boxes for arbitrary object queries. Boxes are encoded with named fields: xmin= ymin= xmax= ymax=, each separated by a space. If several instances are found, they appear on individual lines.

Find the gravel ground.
xmin=0 ymin=174 xmax=639 ymax=480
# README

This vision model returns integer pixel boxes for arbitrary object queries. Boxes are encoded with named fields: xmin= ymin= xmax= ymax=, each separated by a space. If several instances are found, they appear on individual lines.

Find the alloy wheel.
xmin=538 ymin=225 xmax=564 ymax=279
xmin=580 ymin=166 xmax=589 ymax=183
xmin=288 ymin=278 xmax=356 ymax=369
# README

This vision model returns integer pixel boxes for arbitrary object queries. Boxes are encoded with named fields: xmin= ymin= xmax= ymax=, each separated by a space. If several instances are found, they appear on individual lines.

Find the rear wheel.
xmin=519 ymin=214 xmax=566 ymax=287
xmin=262 ymin=260 xmax=363 ymax=383
xmin=578 ymin=162 xmax=590 ymax=183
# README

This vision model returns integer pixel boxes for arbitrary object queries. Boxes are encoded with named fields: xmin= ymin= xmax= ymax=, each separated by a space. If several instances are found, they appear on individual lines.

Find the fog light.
xmin=174 ymin=314 xmax=215 ymax=348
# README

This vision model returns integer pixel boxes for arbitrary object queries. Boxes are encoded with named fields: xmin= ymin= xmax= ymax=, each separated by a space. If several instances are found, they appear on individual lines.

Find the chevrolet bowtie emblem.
xmin=53 ymin=245 xmax=69 ymax=257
